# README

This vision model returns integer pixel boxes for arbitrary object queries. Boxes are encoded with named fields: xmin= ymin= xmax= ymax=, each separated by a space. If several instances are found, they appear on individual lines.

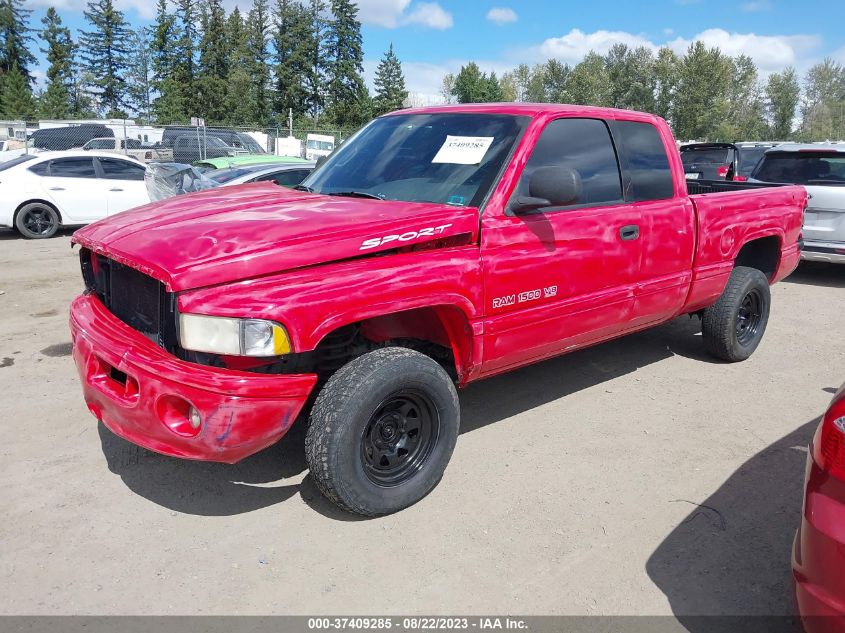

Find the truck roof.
xmin=388 ymin=102 xmax=665 ymax=123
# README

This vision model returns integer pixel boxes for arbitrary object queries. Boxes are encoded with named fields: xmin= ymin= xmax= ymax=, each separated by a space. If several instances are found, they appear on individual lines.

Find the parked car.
xmin=207 ymin=161 xmax=316 ymax=188
xmin=194 ymin=154 xmax=312 ymax=170
xmin=734 ymin=142 xmax=781 ymax=180
xmin=82 ymin=137 xmax=173 ymax=163
xmin=750 ymin=143 xmax=845 ymax=264
xmin=170 ymin=135 xmax=247 ymax=164
xmin=70 ymin=104 xmax=806 ymax=516
xmin=29 ymin=124 xmax=114 ymax=151
xmin=0 ymin=151 xmax=148 ymax=239
xmin=162 ymin=126 xmax=266 ymax=152
xmin=680 ymin=142 xmax=779 ymax=182
xmin=793 ymin=382 xmax=845 ymax=631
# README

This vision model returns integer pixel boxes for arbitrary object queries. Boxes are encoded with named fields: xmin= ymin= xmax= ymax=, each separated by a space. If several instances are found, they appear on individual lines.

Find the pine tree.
xmin=305 ymin=0 xmax=328 ymax=117
xmin=273 ymin=0 xmax=310 ymax=117
xmin=0 ymin=62 xmax=35 ymax=117
xmin=324 ymin=0 xmax=367 ymax=125
xmin=543 ymin=59 xmax=570 ymax=103
xmin=39 ymin=7 xmax=75 ymax=118
xmin=452 ymin=62 xmax=485 ymax=103
xmin=175 ymin=0 xmax=199 ymax=116
xmin=150 ymin=0 xmax=182 ymax=122
xmin=126 ymin=29 xmax=152 ymax=120
xmin=224 ymin=7 xmax=258 ymax=124
xmin=0 ymin=0 xmax=35 ymax=85
xmin=671 ymin=42 xmax=733 ymax=141
xmin=78 ymin=0 xmax=131 ymax=116
xmin=196 ymin=0 xmax=228 ymax=122
xmin=373 ymin=43 xmax=407 ymax=115
xmin=246 ymin=0 xmax=271 ymax=123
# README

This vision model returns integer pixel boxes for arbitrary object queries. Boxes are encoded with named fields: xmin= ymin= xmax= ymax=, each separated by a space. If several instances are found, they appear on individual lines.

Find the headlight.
xmin=178 ymin=314 xmax=292 ymax=356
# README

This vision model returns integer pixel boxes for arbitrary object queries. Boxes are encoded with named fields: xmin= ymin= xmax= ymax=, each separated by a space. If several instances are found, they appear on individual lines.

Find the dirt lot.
xmin=0 ymin=228 xmax=843 ymax=618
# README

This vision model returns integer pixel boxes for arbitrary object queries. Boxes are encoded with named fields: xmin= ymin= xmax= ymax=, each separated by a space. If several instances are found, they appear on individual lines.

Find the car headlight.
xmin=178 ymin=314 xmax=292 ymax=356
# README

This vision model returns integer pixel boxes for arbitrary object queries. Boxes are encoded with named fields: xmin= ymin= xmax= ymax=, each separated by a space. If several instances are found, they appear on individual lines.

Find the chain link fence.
xmin=0 ymin=118 xmax=356 ymax=164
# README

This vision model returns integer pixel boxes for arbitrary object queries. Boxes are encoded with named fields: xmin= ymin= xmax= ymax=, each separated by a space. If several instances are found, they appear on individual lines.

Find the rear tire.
xmin=702 ymin=266 xmax=771 ymax=362
xmin=15 ymin=202 xmax=59 ymax=239
xmin=305 ymin=347 xmax=460 ymax=516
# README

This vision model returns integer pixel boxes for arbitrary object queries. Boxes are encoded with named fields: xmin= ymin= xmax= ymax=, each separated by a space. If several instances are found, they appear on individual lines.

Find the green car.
xmin=194 ymin=154 xmax=310 ymax=170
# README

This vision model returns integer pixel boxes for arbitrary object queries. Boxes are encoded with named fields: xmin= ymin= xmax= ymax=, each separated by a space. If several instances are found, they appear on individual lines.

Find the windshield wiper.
xmin=293 ymin=184 xmax=314 ymax=193
xmin=325 ymin=191 xmax=384 ymax=200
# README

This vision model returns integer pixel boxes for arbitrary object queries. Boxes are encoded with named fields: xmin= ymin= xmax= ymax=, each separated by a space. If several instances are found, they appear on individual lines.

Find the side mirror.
xmin=509 ymin=166 xmax=582 ymax=214
xmin=314 ymin=155 xmax=329 ymax=169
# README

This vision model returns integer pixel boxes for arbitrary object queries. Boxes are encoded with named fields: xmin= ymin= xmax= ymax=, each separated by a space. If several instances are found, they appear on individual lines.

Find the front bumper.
xmin=792 ymin=442 xmax=845 ymax=632
xmin=801 ymin=241 xmax=845 ymax=265
xmin=70 ymin=294 xmax=318 ymax=463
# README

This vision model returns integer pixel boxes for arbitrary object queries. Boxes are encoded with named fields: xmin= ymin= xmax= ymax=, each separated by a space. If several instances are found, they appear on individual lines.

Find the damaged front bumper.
xmin=70 ymin=294 xmax=318 ymax=463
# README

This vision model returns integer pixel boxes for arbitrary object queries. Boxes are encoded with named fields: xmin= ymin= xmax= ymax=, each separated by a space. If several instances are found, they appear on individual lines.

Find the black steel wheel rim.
xmin=361 ymin=389 xmax=440 ymax=487
xmin=736 ymin=288 xmax=763 ymax=345
xmin=23 ymin=208 xmax=55 ymax=235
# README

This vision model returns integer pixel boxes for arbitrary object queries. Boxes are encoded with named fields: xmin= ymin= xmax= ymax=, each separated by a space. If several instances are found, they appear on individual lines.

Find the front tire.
xmin=15 ymin=202 xmax=59 ymax=239
xmin=305 ymin=347 xmax=460 ymax=516
xmin=702 ymin=266 xmax=771 ymax=362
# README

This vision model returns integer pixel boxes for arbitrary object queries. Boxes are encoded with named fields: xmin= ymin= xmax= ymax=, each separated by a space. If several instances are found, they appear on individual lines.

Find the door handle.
xmin=109 ymin=187 xmax=124 ymax=192
xmin=619 ymin=224 xmax=640 ymax=241
xmin=620 ymin=225 xmax=640 ymax=241
xmin=48 ymin=187 xmax=65 ymax=191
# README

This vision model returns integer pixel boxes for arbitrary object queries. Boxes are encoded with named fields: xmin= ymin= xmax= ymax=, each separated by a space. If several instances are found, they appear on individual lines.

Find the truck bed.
xmin=686 ymin=179 xmax=786 ymax=195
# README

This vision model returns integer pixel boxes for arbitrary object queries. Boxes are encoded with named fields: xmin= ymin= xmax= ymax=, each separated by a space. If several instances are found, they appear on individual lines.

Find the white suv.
xmin=751 ymin=144 xmax=845 ymax=264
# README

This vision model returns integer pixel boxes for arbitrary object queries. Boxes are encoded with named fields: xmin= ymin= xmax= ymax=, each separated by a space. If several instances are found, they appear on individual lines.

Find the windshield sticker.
xmin=432 ymin=136 xmax=494 ymax=165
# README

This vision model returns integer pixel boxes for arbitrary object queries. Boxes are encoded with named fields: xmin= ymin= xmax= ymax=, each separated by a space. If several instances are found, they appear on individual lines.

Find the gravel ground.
xmin=0 ymin=229 xmax=842 ymax=618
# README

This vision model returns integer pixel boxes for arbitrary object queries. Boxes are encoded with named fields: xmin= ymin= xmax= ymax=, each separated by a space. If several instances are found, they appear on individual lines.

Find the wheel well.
xmin=312 ymin=306 xmax=474 ymax=383
xmin=734 ymin=236 xmax=780 ymax=280
xmin=13 ymin=199 xmax=63 ymax=227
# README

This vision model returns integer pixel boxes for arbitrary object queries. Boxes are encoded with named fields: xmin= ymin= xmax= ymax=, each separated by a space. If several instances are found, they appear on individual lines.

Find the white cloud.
xmin=486 ymin=7 xmax=517 ymax=25
xmin=536 ymin=29 xmax=657 ymax=64
xmin=401 ymin=2 xmax=453 ymax=29
xmin=27 ymin=0 xmax=158 ymax=20
xmin=667 ymin=28 xmax=821 ymax=72
xmin=742 ymin=0 xmax=772 ymax=11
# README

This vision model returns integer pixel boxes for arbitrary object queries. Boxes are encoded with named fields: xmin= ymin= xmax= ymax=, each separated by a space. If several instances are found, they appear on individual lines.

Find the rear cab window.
xmin=609 ymin=120 xmax=675 ymax=201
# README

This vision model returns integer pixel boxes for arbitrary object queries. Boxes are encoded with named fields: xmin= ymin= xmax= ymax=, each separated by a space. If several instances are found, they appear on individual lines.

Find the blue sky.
xmin=24 ymin=0 xmax=845 ymax=101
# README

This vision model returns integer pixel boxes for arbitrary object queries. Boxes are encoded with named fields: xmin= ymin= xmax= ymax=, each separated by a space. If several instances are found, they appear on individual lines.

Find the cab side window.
xmin=609 ymin=120 xmax=674 ymax=201
xmin=514 ymin=118 xmax=623 ymax=210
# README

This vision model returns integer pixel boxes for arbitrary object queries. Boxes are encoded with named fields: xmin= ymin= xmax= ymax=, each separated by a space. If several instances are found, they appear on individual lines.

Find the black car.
xmin=28 ymin=124 xmax=114 ymax=151
xmin=680 ymin=142 xmax=780 ymax=182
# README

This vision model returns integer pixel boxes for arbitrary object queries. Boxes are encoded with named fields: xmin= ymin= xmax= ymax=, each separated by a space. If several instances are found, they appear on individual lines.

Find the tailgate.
xmin=803 ymin=185 xmax=845 ymax=245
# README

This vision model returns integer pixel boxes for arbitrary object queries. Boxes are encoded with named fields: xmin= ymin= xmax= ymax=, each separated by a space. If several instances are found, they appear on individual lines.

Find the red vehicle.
xmin=793 ymin=384 xmax=845 ymax=630
xmin=70 ymin=104 xmax=807 ymax=515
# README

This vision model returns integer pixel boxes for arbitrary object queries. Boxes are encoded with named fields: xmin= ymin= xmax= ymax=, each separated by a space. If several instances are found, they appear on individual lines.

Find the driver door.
xmin=480 ymin=117 xmax=642 ymax=375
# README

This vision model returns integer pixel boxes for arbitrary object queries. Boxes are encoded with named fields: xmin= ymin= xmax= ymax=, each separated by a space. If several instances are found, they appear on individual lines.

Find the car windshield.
xmin=752 ymin=151 xmax=845 ymax=185
xmin=301 ymin=113 xmax=528 ymax=206
xmin=681 ymin=147 xmax=732 ymax=166
xmin=236 ymin=135 xmax=265 ymax=154
xmin=208 ymin=167 xmax=257 ymax=183
xmin=0 ymin=155 xmax=36 ymax=171
xmin=738 ymin=147 xmax=770 ymax=177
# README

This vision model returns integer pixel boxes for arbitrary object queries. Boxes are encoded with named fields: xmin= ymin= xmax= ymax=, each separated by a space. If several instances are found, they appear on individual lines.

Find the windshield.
xmin=738 ymin=147 xmax=769 ymax=177
xmin=208 ymin=167 xmax=256 ymax=183
xmin=752 ymin=151 xmax=845 ymax=185
xmin=681 ymin=147 xmax=732 ymax=166
xmin=0 ymin=155 xmax=35 ymax=171
xmin=301 ymin=113 xmax=528 ymax=206
xmin=235 ymin=134 xmax=265 ymax=154
xmin=307 ymin=140 xmax=334 ymax=151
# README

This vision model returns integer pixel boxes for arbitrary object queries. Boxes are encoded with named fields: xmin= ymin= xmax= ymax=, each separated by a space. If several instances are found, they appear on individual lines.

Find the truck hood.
xmin=72 ymin=183 xmax=480 ymax=292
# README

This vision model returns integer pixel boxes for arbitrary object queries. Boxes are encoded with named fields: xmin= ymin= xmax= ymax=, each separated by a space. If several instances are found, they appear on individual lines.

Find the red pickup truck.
xmin=70 ymin=104 xmax=806 ymax=515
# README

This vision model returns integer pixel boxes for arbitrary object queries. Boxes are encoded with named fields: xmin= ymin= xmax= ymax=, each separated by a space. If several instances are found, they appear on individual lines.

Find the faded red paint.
xmin=70 ymin=103 xmax=807 ymax=463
